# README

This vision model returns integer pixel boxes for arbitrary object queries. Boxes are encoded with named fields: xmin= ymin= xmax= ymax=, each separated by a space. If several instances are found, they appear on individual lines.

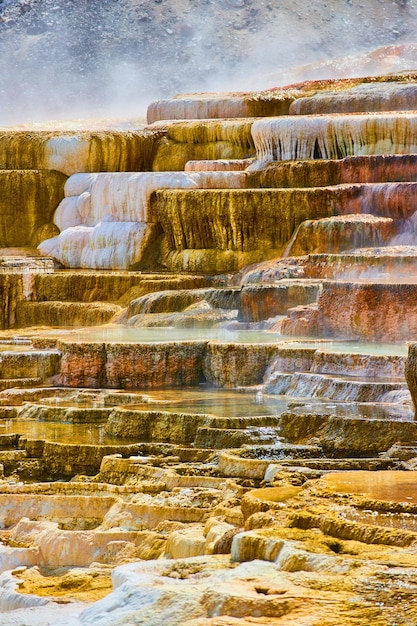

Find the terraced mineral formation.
xmin=250 ymin=111 xmax=417 ymax=165
xmin=2 ymin=70 xmax=417 ymax=625
xmin=0 ymin=129 xmax=161 ymax=176
xmin=39 ymin=171 xmax=246 ymax=270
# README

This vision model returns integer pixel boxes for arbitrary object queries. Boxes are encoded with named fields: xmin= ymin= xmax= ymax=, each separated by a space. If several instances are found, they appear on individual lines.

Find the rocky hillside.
xmin=0 ymin=0 xmax=416 ymax=123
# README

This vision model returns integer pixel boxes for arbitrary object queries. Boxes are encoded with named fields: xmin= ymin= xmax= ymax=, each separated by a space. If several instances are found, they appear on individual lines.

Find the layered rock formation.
xmin=1 ymin=69 xmax=417 ymax=626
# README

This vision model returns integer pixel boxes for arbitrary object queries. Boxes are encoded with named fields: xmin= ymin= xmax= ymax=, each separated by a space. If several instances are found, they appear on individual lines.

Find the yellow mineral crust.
xmin=0 ymin=170 xmax=66 ymax=247
xmin=14 ymin=566 xmax=112 ymax=602
xmin=0 ymin=129 xmax=161 ymax=175
xmin=149 ymin=119 xmax=255 ymax=171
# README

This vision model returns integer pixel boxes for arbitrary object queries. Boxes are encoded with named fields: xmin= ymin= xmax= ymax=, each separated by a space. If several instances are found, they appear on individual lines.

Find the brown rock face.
xmin=280 ymin=412 xmax=417 ymax=455
xmin=283 ymin=282 xmax=417 ymax=342
xmin=59 ymin=342 xmax=108 ymax=388
xmin=285 ymin=214 xmax=399 ymax=256
xmin=105 ymin=409 xmax=206 ymax=443
xmin=239 ymin=282 xmax=321 ymax=322
xmin=152 ymin=182 xmax=417 ymax=273
xmin=16 ymin=302 xmax=122 ymax=328
xmin=105 ymin=342 xmax=207 ymax=389
xmin=247 ymin=155 xmax=417 ymax=189
xmin=0 ymin=274 xmax=24 ymax=329
xmin=59 ymin=341 xmax=207 ymax=389
xmin=290 ymin=82 xmax=417 ymax=115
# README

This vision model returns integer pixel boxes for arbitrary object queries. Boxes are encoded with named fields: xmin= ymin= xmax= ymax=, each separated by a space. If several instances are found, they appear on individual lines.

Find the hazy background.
xmin=0 ymin=0 xmax=416 ymax=124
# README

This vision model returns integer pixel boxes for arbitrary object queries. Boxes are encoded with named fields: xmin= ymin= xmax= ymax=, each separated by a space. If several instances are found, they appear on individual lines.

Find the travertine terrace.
xmin=3 ymin=72 xmax=417 ymax=625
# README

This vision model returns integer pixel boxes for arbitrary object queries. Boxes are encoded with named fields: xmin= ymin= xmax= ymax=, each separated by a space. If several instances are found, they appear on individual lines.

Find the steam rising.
xmin=0 ymin=0 xmax=416 ymax=125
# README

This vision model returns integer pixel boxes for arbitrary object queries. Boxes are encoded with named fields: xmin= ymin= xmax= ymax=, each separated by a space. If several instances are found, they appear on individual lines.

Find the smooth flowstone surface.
xmin=251 ymin=112 xmax=417 ymax=165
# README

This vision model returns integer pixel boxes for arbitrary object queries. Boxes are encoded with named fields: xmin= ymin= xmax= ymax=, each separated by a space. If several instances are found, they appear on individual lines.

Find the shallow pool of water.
xmin=324 ymin=471 xmax=417 ymax=504
xmin=48 ymin=325 xmax=287 ymax=344
xmin=126 ymin=388 xmax=289 ymax=416
xmin=290 ymin=401 xmax=413 ymax=420
xmin=344 ymin=508 xmax=417 ymax=532
xmin=20 ymin=324 xmax=407 ymax=357
xmin=0 ymin=419 xmax=127 ymax=446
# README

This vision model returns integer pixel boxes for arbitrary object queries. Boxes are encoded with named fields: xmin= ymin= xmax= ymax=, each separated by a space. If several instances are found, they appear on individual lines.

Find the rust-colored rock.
xmin=58 ymin=341 xmax=108 ymax=388
xmin=306 ymin=281 xmax=417 ymax=342
xmin=285 ymin=214 xmax=399 ymax=256
xmin=240 ymin=281 xmax=321 ymax=322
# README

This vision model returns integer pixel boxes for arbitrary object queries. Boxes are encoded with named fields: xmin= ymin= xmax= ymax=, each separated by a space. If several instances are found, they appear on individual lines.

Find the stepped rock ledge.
xmin=3 ymin=45 xmax=417 ymax=625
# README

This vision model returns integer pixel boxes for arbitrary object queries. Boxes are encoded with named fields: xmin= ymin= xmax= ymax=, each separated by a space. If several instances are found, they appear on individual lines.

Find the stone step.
xmin=147 ymin=76 xmax=417 ymax=123
xmin=147 ymin=95 xmax=293 ymax=124
xmin=15 ymin=301 xmax=122 ymax=328
xmin=279 ymin=411 xmax=417 ymax=456
xmin=307 ymin=281 xmax=417 ymax=343
xmin=266 ymin=348 xmax=406 ymax=379
xmin=0 ymin=434 xmax=20 ymax=450
xmin=284 ymin=214 xmax=399 ymax=257
xmin=0 ymin=256 xmax=55 ymax=273
xmin=304 ymin=247 xmax=417 ymax=280
xmin=218 ymin=445 xmax=323 ymax=479
xmin=154 ymin=183 xmax=417 ymax=273
xmin=149 ymin=118 xmax=255 ymax=171
xmin=0 ymin=450 xmax=27 ymax=470
xmin=194 ymin=426 xmax=281 ymax=449
xmin=127 ymin=288 xmax=240 ymax=317
xmin=58 ymin=340 xmax=208 ymax=389
xmin=290 ymin=81 xmax=417 ymax=116
xmin=0 ymin=492 xmax=118 ymax=529
xmin=17 ymin=403 xmax=113 ymax=423
xmin=32 ymin=271 xmax=152 ymax=302
xmin=265 ymin=371 xmax=407 ymax=402
xmin=185 ymin=159 xmax=252 ymax=171
xmin=246 ymin=155 xmax=417 ymax=190
xmin=105 ymin=409 xmax=281 ymax=446
xmin=239 ymin=281 xmax=321 ymax=322
xmin=266 ymin=457 xmax=398 ymax=473
xmin=204 ymin=343 xmax=280 ymax=388
xmin=203 ymin=415 xmax=281 ymax=429
xmin=0 ymin=406 xmax=19 ymax=419
xmin=0 ymin=349 xmax=61 ymax=380
xmin=5 ymin=271 xmax=213 ymax=306
xmin=0 ymin=377 xmax=42 ymax=391
xmin=105 ymin=409 xmax=207 ymax=444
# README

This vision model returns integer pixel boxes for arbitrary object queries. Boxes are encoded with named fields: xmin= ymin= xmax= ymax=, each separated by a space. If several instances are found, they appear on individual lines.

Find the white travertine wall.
xmin=39 ymin=171 xmax=246 ymax=269
xmin=250 ymin=112 xmax=417 ymax=166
